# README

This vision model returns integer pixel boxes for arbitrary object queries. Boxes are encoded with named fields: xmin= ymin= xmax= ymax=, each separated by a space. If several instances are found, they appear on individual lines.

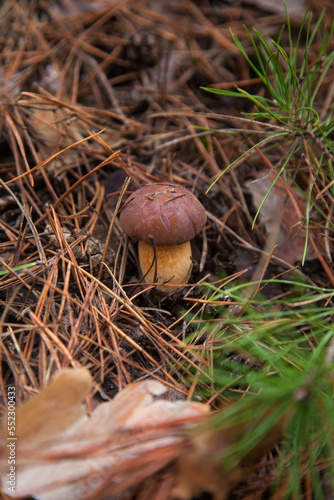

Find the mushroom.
xmin=119 ymin=183 xmax=206 ymax=293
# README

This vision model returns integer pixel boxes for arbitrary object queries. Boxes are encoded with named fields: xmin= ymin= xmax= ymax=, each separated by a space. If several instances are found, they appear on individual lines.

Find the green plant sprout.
xmin=202 ymin=3 xmax=334 ymax=265
xmin=0 ymin=262 xmax=37 ymax=277
xmin=183 ymin=276 xmax=334 ymax=498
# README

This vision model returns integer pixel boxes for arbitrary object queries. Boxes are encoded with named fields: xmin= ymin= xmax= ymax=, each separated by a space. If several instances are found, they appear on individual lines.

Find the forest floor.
xmin=1 ymin=0 xmax=334 ymax=499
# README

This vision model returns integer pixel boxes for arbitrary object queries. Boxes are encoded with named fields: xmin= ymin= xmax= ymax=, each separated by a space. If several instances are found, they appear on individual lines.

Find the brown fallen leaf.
xmin=0 ymin=369 xmax=288 ymax=500
xmin=243 ymin=0 xmax=306 ymax=17
xmin=0 ymin=370 xmax=210 ymax=500
xmin=246 ymin=171 xmax=315 ymax=264
xmin=1 ymin=368 xmax=92 ymax=446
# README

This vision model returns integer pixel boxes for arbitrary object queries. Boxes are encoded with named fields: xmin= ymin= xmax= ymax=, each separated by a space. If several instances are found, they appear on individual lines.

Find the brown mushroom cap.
xmin=119 ymin=183 xmax=206 ymax=246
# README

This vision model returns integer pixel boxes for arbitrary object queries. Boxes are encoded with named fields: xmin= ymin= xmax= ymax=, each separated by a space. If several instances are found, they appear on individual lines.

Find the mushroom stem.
xmin=138 ymin=240 xmax=192 ymax=293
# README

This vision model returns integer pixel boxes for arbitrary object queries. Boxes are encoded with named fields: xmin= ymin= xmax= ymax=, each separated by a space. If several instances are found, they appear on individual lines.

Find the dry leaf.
xmin=0 ymin=369 xmax=210 ymax=500
xmin=0 ymin=369 xmax=289 ymax=500
xmin=172 ymin=429 xmax=241 ymax=500
xmin=246 ymin=171 xmax=315 ymax=264
xmin=2 ymin=368 xmax=92 ymax=446
xmin=243 ymin=0 xmax=306 ymax=17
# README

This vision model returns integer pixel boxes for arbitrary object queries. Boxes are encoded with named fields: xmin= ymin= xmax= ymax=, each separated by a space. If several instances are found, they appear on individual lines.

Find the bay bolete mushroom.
xmin=119 ymin=183 xmax=206 ymax=293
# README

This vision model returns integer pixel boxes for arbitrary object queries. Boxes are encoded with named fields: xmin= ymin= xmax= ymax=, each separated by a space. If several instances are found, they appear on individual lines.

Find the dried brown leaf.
xmin=0 ymin=370 xmax=210 ymax=500
xmin=246 ymin=171 xmax=315 ymax=264
xmin=2 ymin=368 xmax=92 ymax=445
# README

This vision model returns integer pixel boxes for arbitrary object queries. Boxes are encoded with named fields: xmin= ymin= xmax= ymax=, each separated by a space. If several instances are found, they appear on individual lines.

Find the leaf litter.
xmin=0 ymin=0 xmax=334 ymax=498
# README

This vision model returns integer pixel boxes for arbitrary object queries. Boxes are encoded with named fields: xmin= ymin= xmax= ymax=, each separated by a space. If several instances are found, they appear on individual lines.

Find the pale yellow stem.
xmin=138 ymin=240 xmax=192 ymax=293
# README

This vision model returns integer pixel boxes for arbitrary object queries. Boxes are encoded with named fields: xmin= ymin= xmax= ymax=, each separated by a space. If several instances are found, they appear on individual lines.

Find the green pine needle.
xmin=183 ymin=276 xmax=334 ymax=497
xmin=201 ymin=2 xmax=334 ymax=253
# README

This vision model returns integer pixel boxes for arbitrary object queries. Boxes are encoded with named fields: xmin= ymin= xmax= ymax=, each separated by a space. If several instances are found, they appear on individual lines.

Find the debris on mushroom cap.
xmin=119 ymin=183 xmax=207 ymax=246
